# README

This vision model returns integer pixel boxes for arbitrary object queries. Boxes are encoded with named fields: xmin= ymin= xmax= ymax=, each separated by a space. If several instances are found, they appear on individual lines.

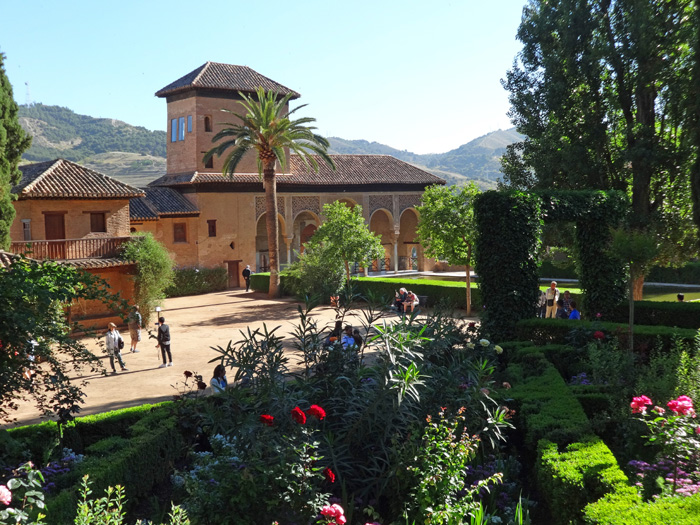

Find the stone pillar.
xmin=393 ymin=241 xmax=399 ymax=273
xmin=284 ymin=237 xmax=293 ymax=267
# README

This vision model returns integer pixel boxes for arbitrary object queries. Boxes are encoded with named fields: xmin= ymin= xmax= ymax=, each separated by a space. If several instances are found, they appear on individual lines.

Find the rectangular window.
xmin=21 ymin=219 xmax=31 ymax=241
xmin=173 ymin=223 xmax=187 ymax=243
xmin=90 ymin=212 xmax=106 ymax=233
xmin=171 ymin=118 xmax=177 ymax=142
xmin=207 ymin=220 xmax=217 ymax=237
xmin=178 ymin=117 xmax=185 ymax=141
xmin=187 ymin=115 xmax=192 ymax=133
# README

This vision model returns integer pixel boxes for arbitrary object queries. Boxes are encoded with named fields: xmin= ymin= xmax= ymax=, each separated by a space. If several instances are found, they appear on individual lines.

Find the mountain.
xmin=18 ymin=104 xmax=523 ymax=189
xmin=328 ymin=128 xmax=523 ymax=190
xmin=18 ymin=104 xmax=167 ymax=183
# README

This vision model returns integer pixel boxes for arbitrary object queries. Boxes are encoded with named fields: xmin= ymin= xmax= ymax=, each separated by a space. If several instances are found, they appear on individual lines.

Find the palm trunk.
xmin=628 ymin=273 xmax=635 ymax=352
xmin=632 ymin=274 xmax=644 ymax=301
xmin=465 ymin=264 xmax=472 ymax=317
xmin=264 ymin=164 xmax=280 ymax=298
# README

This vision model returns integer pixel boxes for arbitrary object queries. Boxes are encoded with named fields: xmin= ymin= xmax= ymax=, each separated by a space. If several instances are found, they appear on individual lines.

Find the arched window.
xmin=204 ymin=116 xmax=212 ymax=132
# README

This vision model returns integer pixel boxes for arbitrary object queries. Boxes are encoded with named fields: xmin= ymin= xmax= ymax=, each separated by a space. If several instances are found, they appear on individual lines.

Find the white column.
xmin=393 ymin=242 xmax=399 ymax=273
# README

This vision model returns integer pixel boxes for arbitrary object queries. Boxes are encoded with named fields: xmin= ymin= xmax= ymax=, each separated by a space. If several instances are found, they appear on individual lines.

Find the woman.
xmin=105 ymin=322 xmax=128 ymax=373
xmin=210 ymin=364 xmax=228 ymax=393
xmin=403 ymin=290 xmax=420 ymax=314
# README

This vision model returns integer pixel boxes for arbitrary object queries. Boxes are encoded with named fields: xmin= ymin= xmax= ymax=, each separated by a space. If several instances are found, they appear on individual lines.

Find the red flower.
xmin=184 ymin=370 xmax=193 ymax=378
xmin=468 ymin=322 xmax=476 ymax=328
xmin=593 ymin=331 xmax=605 ymax=340
xmin=323 ymin=467 xmax=335 ymax=483
xmin=306 ymin=404 xmax=326 ymax=420
xmin=260 ymin=414 xmax=274 ymax=427
xmin=291 ymin=406 xmax=306 ymax=424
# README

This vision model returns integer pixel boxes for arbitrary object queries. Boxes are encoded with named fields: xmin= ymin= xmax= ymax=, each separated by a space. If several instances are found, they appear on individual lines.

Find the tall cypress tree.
xmin=0 ymin=53 xmax=31 ymax=250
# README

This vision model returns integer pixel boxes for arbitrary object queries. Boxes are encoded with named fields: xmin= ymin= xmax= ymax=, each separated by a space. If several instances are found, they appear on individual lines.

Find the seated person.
xmin=326 ymin=320 xmax=343 ymax=345
xmin=210 ymin=364 xmax=228 ymax=393
xmin=555 ymin=299 xmax=568 ymax=319
xmin=403 ymin=290 xmax=420 ymax=314
xmin=568 ymin=301 xmax=581 ymax=320
xmin=352 ymin=328 xmax=363 ymax=348
xmin=394 ymin=288 xmax=408 ymax=311
xmin=341 ymin=325 xmax=356 ymax=349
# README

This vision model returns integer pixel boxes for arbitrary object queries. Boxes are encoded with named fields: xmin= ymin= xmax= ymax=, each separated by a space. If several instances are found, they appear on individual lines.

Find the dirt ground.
xmin=9 ymin=290 xmax=473 ymax=428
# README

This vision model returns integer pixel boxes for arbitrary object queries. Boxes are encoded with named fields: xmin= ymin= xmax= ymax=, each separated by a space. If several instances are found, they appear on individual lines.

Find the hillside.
xmin=18 ymin=104 xmax=522 ymax=188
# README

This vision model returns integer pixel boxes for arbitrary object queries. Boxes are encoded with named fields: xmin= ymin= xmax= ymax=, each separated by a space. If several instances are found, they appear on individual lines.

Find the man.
xmin=127 ymin=305 xmax=142 ymax=353
xmin=562 ymin=290 xmax=572 ymax=316
xmin=156 ymin=317 xmax=173 ymax=368
xmin=545 ymin=281 xmax=560 ymax=318
xmin=242 ymin=265 xmax=253 ymax=292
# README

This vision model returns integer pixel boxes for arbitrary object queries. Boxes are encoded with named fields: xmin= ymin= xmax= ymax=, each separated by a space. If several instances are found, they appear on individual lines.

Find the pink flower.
xmin=593 ymin=331 xmax=605 ymax=340
xmin=502 ymin=382 xmax=512 ymax=389
xmin=331 ymin=504 xmax=344 ymax=516
xmin=306 ymin=404 xmax=326 ymax=420
xmin=667 ymin=395 xmax=694 ymax=415
xmin=0 ymin=485 xmax=10 ymax=506
xmin=291 ymin=406 xmax=306 ymax=424
xmin=337 ymin=516 xmax=347 ymax=525
xmin=596 ymin=312 xmax=602 ymax=319
xmin=321 ymin=505 xmax=336 ymax=517
xmin=695 ymin=427 xmax=700 ymax=435
xmin=480 ymin=388 xmax=490 ymax=396
xmin=631 ymin=395 xmax=652 ymax=414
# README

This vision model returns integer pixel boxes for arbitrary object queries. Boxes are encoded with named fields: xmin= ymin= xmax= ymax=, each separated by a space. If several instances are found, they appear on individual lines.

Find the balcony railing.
xmin=10 ymin=236 xmax=132 ymax=261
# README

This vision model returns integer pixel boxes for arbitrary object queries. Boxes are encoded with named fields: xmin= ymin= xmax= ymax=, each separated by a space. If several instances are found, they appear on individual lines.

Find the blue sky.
xmin=1 ymin=0 xmax=526 ymax=154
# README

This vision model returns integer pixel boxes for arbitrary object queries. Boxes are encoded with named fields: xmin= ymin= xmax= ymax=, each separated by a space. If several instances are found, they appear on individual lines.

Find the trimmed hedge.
xmin=250 ymin=273 xmax=483 ymax=309
xmin=647 ymin=262 xmax=700 ymax=285
xmin=584 ymin=492 xmax=700 ymax=524
xmin=45 ymin=406 xmax=183 ymax=524
xmin=165 ymin=266 xmax=228 ymax=297
xmin=515 ymin=318 xmax=697 ymax=352
xmin=608 ymin=300 xmax=700 ymax=329
xmin=538 ymin=438 xmax=639 ymax=525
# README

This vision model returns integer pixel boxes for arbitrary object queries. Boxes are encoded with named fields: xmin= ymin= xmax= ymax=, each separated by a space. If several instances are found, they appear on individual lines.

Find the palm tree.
xmin=204 ymin=87 xmax=334 ymax=298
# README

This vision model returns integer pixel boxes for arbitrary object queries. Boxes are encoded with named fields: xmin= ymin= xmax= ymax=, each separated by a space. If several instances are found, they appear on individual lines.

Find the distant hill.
xmin=328 ymin=128 xmax=523 ymax=190
xmin=18 ymin=103 xmax=522 ymax=189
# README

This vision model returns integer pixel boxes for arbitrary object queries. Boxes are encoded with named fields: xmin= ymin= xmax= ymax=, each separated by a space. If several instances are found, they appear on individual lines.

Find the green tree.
xmin=0 ymin=53 xmax=32 ymax=249
xmin=0 ymin=256 xmax=124 ymax=423
xmin=501 ymin=0 xmax=699 ymax=297
xmin=417 ymin=183 xmax=479 ymax=315
xmin=311 ymin=201 xmax=384 ymax=282
xmin=285 ymin=242 xmax=345 ymax=302
xmin=204 ymin=88 xmax=334 ymax=298
xmin=120 ymin=233 xmax=174 ymax=323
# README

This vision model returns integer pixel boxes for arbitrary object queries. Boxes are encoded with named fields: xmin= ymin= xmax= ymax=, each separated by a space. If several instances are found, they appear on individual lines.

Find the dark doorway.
xmin=226 ymin=260 xmax=241 ymax=288
xmin=44 ymin=213 xmax=66 ymax=258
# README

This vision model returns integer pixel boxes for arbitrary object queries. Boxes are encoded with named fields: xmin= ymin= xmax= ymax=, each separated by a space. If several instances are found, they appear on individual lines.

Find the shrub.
xmin=608 ymin=300 xmax=700 ymax=329
xmin=537 ymin=438 xmax=638 ymax=525
xmin=165 ymin=266 xmax=228 ymax=297
xmin=584 ymin=491 xmax=700 ymax=524
xmin=120 ymin=233 xmax=174 ymax=323
xmin=515 ymin=318 xmax=697 ymax=354
xmin=283 ymin=243 xmax=345 ymax=302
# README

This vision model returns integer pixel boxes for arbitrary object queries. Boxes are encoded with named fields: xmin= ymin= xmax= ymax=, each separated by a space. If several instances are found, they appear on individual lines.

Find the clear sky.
xmin=0 ymin=0 xmax=527 ymax=155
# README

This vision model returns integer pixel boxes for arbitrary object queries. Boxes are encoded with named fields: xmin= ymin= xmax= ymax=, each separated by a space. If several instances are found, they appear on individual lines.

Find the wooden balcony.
xmin=10 ymin=236 xmax=132 ymax=261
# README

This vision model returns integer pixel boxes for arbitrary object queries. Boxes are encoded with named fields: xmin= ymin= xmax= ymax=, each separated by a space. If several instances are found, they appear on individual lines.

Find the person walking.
xmin=127 ymin=305 xmax=142 ymax=353
xmin=156 ymin=317 xmax=173 ymax=368
xmin=545 ymin=281 xmax=560 ymax=318
xmin=105 ymin=322 xmax=128 ymax=373
xmin=242 ymin=265 xmax=253 ymax=292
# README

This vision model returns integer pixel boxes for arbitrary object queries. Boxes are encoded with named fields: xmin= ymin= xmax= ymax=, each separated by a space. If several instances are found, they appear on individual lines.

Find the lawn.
xmin=538 ymin=282 xmax=700 ymax=302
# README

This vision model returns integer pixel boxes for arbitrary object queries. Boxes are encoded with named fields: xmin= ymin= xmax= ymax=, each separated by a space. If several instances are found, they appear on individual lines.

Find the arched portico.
xmin=369 ymin=209 xmax=393 ymax=272
xmin=256 ymin=213 xmax=287 ymax=271
xmin=397 ymin=208 xmax=420 ymax=271
xmin=291 ymin=210 xmax=320 ymax=261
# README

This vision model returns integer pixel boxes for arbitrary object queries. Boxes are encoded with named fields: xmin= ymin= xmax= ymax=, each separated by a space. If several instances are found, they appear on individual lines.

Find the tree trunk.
xmin=465 ymin=264 xmax=472 ymax=317
xmin=263 ymin=165 xmax=280 ymax=298
xmin=632 ymin=274 xmax=644 ymax=301
xmin=628 ymin=274 xmax=635 ymax=352
xmin=344 ymin=260 xmax=351 ymax=283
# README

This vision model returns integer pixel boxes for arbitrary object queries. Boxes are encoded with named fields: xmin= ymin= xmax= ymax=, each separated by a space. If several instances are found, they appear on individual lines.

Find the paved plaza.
xmin=10 ymin=290 xmax=474 ymax=428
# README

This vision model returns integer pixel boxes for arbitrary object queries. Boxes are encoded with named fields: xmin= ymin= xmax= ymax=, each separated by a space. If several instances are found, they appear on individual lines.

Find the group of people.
xmin=392 ymin=288 xmax=420 ymax=314
xmin=327 ymin=320 xmax=363 ymax=349
xmin=104 ymin=305 xmax=173 ymax=374
xmin=539 ymin=281 xmax=580 ymax=320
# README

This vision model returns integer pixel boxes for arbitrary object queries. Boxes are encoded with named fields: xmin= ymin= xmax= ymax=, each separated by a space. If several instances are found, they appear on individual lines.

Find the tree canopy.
xmin=0 ymin=53 xmax=31 ymax=249
xmin=311 ymin=201 xmax=384 ymax=282
xmin=501 ymin=0 xmax=700 ymax=281
xmin=0 ymin=256 xmax=124 ymax=423
xmin=204 ymin=88 xmax=334 ymax=298
xmin=417 ymin=182 xmax=479 ymax=315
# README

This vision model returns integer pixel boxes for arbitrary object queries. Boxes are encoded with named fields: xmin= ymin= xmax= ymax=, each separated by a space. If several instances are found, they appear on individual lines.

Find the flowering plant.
xmin=630 ymin=394 xmax=700 ymax=497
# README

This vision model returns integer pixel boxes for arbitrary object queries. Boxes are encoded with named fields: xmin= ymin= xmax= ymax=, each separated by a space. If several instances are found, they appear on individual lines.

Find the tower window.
xmin=90 ymin=212 xmax=106 ymax=233
xmin=204 ymin=156 xmax=213 ymax=169
xmin=204 ymin=116 xmax=212 ymax=132
xmin=21 ymin=219 xmax=31 ymax=241
xmin=171 ymin=118 xmax=177 ymax=142
xmin=207 ymin=220 xmax=217 ymax=237
xmin=173 ymin=223 xmax=187 ymax=243
xmin=187 ymin=115 xmax=192 ymax=133
xmin=178 ymin=117 xmax=185 ymax=141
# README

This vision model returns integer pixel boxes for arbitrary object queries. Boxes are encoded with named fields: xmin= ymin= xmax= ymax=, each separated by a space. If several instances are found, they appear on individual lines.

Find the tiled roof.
xmin=155 ymin=62 xmax=300 ymax=99
xmin=130 ymin=187 xmax=200 ymax=221
xmin=149 ymin=155 xmax=445 ymax=188
xmin=0 ymin=250 xmax=19 ymax=269
xmin=62 ymin=258 xmax=134 ymax=270
xmin=14 ymin=159 xmax=144 ymax=199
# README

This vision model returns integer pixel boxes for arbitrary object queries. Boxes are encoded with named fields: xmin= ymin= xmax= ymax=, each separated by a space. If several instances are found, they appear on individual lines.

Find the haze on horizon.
xmin=0 ymin=0 xmax=527 ymax=155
